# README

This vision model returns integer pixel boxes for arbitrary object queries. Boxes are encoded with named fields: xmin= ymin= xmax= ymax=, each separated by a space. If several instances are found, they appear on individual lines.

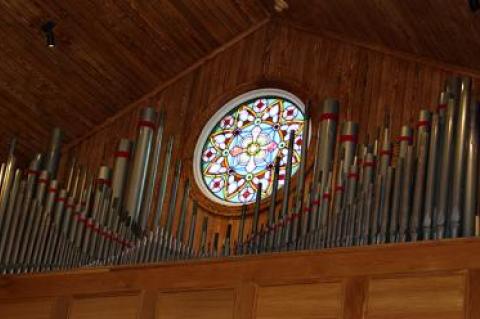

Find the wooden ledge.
xmin=1 ymin=237 xmax=480 ymax=300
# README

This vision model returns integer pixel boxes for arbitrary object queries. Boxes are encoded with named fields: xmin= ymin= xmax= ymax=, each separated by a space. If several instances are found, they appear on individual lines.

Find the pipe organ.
xmin=0 ymin=75 xmax=478 ymax=274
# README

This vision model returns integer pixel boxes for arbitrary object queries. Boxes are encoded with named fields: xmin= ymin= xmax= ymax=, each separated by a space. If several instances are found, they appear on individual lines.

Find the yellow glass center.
xmin=247 ymin=142 xmax=260 ymax=155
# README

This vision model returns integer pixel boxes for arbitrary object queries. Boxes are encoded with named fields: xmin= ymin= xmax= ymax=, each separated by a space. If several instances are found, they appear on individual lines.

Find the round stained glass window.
xmin=193 ymin=89 xmax=306 ymax=206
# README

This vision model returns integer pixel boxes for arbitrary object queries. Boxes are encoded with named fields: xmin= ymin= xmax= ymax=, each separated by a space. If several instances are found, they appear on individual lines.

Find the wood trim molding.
xmin=2 ymin=237 xmax=480 ymax=300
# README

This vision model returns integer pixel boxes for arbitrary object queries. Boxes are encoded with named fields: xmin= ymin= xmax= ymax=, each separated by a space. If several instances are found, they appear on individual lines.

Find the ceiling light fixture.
xmin=274 ymin=0 xmax=289 ymax=12
xmin=469 ymin=0 xmax=479 ymax=12
xmin=41 ymin=21 xmax=56 ymax=48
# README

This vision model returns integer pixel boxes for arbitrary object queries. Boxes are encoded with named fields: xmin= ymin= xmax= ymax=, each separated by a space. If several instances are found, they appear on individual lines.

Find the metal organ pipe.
xmin=111 ymin=139 xmax=132 ymax=207
xmin=44 ymin=128 xmax=63 ymax=179
xmin=450 ymin=77 xmax=471 ymax=238
xmin=124 ymin=107 xmax=157 ymax=226
xmin=0 ymin=75 xmax=479 ymax=274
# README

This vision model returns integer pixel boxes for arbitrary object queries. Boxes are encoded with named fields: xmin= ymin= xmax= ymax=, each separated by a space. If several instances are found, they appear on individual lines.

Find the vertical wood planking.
xmin=466 ymin=270 xmax=480 ymax=319
xmin=233 ymin=282 xmax=257 ymax=319
xmin=65 ymin=22 xmax=480 ymax=247
xmin=342 ymin=277 xmax=369 ymax=319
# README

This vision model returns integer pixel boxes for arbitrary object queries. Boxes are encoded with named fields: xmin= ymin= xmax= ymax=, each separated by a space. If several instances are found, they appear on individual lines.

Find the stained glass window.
xmin=194 ymin=89 xmax=306 ymax=206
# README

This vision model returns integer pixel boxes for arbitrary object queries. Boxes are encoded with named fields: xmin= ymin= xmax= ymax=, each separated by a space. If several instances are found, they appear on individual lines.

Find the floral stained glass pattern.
xmin=200 ymin=96 xmax=305 ymax=204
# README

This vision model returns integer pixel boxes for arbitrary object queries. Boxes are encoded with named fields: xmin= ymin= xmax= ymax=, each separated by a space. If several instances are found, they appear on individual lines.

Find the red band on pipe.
xmin=304 ymin=207 xmax=310 ymax=213
xmin=437 ymin=104 xmax=447 ymax=111
xmin=311 ymin=199 xmax=320 ymax=205
xmin=363 ymin=161 xmax=375 ymax=167
xmin=138 ymin=120 xmax=156 ymax=130
xmin=417 ymin=120 xmax=430 ymax=128
xmin=95 ymin=178 xmax=111 ymax=186
xmin=348 ymin=173 xmax=359 ymax=179
xmin=320 ymin=112 xmax=338 ymax=122
xmin=335 ymin=186 xmax=344 ymax=192
xmin=38 ymin=178 xmax=48 ymax=184
xmin=48 ymin=188 xmax=57 ymax=193
xmin=56 ymin=197 xmax=66 ymax=203
xmin=380 ymin=150 xmax=392 ymax=156
xmin=86 ymin=220 xmax=94 ymax=228
xmin=322 ymin=193 xmax=331 ymax=199
xmin=114 ymin=151 xmax=130 ymax=158
xmin=397 ymin=136 xmax=413 ymax=143
xmin=27 ymin=169 xmax=39 ymax=176
xmin=340 ymin=135 xmax=358 ymax=143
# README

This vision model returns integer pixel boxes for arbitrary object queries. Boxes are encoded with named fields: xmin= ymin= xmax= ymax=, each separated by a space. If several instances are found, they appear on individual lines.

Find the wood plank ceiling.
xmin=2 ymin=0 xmax=480 ymax=165
xmin=281 ymin=0 xmax=480 ymax=72
xmin=0 ymin=0 xmax=269 ymax=164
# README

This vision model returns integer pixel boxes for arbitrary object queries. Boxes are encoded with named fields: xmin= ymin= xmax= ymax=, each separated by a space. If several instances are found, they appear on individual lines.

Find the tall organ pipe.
xmin=44 ymin=128 xmax=63 ymax=179
xmin=450 ymin=77 xmax=471 ymax=238
xmin=0 ymin=169 xmax=22 ymax=262
xmin=311 ymin=99 xmax=339 ymax=224
xmin=124 ymin=107 xmax=157 ymax=224
xmin=463 ymin=100 xmax=478 ymax=237
xmin=379 ymin=128 xmax=392 ymax=176
xmin=423 ymin=114 xmax=440 ymax=239
xmin=399 ymin=146 xmax=414 ymax=242
xmin=111 ymin=139 xmax=132 ymax=207
xmin=140 ymin=113 xmax=165 ymax=231
xmin=153 ymin=137 xmax=174 ymax=227
xmin=292 ymin=102 xmax=310 ymax=246
xmin=339 ymin=121 xmax=359 ymax=177
xmin=0 ymin=139 xmax=17 ymax=228
xmin=410 ymin=110 xmax=431 ymax=241
xmin=436 ymin=98 xmax=456 ymax=239
xmin=398 ymin=126 xmax=413 ymax=159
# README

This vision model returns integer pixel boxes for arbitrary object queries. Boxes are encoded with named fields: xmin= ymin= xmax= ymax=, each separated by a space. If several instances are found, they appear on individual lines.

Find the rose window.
xmin=193 ymin=89 xmax=306 ymax=206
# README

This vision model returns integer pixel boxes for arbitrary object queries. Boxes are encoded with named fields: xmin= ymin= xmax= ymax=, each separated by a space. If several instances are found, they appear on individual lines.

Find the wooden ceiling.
xmin=0 ymin=0 xmax=269 ymax=164
xmin=2 ymin=0 xmax=480 ymax=165
xmin=282 ymin=0 xmax=480 ymax=72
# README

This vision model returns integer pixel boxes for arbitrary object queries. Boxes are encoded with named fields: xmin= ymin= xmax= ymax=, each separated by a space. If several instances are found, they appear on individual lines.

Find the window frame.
xmin=193 ymin=88 xmax=307 ymax=206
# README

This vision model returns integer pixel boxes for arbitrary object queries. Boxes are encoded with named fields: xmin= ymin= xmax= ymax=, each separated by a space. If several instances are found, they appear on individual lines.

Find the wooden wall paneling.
xmin=51 ymin=296 xmax=71 ymax=319
xmin=69 ymin=293 xmax=141 ymax=319
xmin=281 ymin=1 xmax=480 ymax=74
xmin=2 ymin=239 xmax=480 ymax=316
xmin=139 ymin=290 xmax=158 ymax=319
xmin=466 ymin=269 xmax=480 ymax=319
xmin=156 ymin=289 xmax=235 ymax=319
xmin=366 ymin=273 xmax=466 ymax=319
xmin=255 ymin=281 xmax=343 ymax=319
xmin=342 ymin=277 xmax=369 ymax=319
xmin=234 ymin=282 xmax=257 ymax=319
xmin=63 ymin=22 xmax=480 ymax=247
xmin=0 ymin=297 xmax=56 ymax=319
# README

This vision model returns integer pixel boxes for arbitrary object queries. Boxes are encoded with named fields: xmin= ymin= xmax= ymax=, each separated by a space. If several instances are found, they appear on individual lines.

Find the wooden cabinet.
xmin=1 ymin=238 xmax=480 ymax=318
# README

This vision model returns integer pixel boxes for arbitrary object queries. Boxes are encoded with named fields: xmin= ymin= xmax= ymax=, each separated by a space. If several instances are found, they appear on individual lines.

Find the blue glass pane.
xmin=201 ymin=96 xmax=305 ymax=204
